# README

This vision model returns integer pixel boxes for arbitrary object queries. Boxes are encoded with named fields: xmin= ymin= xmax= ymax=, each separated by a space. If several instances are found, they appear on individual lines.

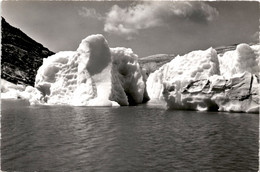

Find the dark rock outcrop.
xmin=1 ymin=17 xmax=54 ymax=86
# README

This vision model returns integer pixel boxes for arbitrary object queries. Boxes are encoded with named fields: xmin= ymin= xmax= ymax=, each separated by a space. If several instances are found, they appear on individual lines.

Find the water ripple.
xmin=1 ymin=100 xmax=258 ymax=172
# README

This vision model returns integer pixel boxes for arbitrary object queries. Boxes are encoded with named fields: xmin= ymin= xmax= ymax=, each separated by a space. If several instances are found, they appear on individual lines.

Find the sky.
xmin=1 ymin=1 xmax=259 ymax=57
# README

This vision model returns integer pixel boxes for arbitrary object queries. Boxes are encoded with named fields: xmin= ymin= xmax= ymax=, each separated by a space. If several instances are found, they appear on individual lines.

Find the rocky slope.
xmin=1 ymin=17 xmax=54 ymax=86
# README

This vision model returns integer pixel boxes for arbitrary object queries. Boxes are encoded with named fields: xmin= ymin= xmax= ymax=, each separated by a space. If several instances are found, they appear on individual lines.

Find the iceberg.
xmin=110 ymin=47 xmax=149 ymax=105
xmin=218 ymin=43 xmax=259 ymax=78
xmin=30 ymin=34 xmax=148 ymax=106
xmin=147 ymin=43 xmax=259 ymax=113
xmin=163 ymin=72 xmax=259 ymax=113
xmin=146 ymin=47 xmax=219 ymax=99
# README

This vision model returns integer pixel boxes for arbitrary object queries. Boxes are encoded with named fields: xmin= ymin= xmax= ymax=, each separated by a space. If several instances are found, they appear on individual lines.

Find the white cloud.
xmin=104 ymin=2 xmax=219 ymax=39
xmin=78 ymin=7 xmax=103 ymax=20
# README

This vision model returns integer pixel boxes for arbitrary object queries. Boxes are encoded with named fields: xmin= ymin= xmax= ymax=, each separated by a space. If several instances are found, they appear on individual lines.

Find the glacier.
xmin=147 ymin=43 xmax=260 ymax=113
xmin=28 ymin=34 xmax=148 ymax=106
xmin=1 ymin=33 xmax=259 ymax=112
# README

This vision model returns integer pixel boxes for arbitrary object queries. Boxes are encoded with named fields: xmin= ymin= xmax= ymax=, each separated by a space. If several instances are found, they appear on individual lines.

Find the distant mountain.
xmin=215 ymin=44 xmax=237 ymax=56
xmin=138 ymin=54 xmax=175 ymax=75
xmin=215 ymin=42 xmax=258 ymax=56
xmin=1 ymin=17 xmax=54 ymax=86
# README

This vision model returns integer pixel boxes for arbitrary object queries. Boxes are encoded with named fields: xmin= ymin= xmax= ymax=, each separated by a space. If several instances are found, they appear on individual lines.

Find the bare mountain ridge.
xmin=138 ymin=54 xmax=175 ymax=74
xmin=1 ymin=17 xmax=54 ymax=86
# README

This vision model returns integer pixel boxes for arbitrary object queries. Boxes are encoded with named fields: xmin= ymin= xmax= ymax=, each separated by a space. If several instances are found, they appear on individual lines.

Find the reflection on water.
xmin=1 ymin=100 xmax=258 ymax=171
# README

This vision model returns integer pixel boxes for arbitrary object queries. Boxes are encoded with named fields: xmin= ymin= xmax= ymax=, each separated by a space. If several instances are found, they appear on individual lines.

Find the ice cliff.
xmin=147 ymin=47 xmax=220 ymax=99
xmin=29 ymin=34 xmax=148 ymax=106
xmin=147 ymin=43 xmax=259 ymax=113
xmin=163 ymin=72 xmax=259 ymax=113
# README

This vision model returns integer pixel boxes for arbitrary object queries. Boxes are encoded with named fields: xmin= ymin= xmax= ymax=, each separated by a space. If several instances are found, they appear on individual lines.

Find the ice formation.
xmin=147 ymin=47 xmax=219 ymax=99
xmin=2 ymin=32 xmax=259 ymax=113
xmin=1 ymin=79 xmax=39 ymax=100
xmin=1 ymin=79 xmax=25 ymax=99
xmin=147 ymin=43 xmax=259 ymax=113
xmin=110 ymin=47 xmax=149 ymax=105
xmin=218 ymin=43 xmax=259 ymax=78
xmin=163 ymin=72 xmax=259 ymax=113
xmin=30 ymin=34 xmax=148 ymax=106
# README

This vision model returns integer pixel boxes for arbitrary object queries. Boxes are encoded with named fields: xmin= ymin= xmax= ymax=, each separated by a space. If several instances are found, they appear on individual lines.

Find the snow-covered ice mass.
xmin=147 ymin=43 xmax=259 ymax=113
xmin=29 ymin=34 xmax=148 ymax=106
xmin=1 ymin=34 xmax=259 ymax=112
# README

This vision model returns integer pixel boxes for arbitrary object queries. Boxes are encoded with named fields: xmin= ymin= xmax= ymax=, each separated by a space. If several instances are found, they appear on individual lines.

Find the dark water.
xmin=1 ymin=100 xmax=259 ymax=172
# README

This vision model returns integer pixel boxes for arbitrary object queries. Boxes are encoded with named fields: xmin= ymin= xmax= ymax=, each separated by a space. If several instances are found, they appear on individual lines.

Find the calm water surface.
xmin=1 ymin=100 xmax=259 ymax=171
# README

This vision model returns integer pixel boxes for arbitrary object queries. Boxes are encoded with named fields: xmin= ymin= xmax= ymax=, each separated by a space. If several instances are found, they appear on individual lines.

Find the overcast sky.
xmin=2 ymin=1 xmax=259 ymax=57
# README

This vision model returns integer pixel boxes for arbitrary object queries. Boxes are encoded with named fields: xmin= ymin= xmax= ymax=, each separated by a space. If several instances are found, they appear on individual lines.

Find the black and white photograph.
xmin=1 ymin=0 xmax=259 ymax=171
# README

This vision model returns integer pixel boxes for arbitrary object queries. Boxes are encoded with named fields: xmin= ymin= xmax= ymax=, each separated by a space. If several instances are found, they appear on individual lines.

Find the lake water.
xmin=1 ymin=100 xmax=259 ymax=171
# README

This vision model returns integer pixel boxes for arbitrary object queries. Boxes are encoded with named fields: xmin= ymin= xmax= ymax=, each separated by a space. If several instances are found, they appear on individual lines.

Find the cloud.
xmin=104 ymin=2 xmax=219 ymax=39
xmin=78 ymin=7 xmax=103 ymax=20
